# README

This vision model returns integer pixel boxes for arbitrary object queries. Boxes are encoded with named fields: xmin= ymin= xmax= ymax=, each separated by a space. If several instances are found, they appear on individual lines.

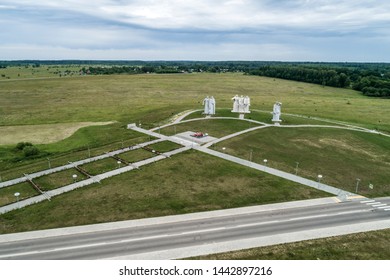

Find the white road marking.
xmin=234 ymin=220 xmax=281 ymax=228
xmin=183 ymin=228 xmax=226 ymax=235
xmin=0 ymin=250 xmax=41 ymax=259
xmin=361 ymin=200 xmax=375 ymax=203
xmin=0 ymin=207 xmax=380 ymax=259
xmin=335 ymin=210 xmax=371 ymax=215
xmin=372 ymin=204 xmax=387 ymax=208
xmin=0 ymin=234 xmax=170 ymax=258
xmin=366 ymin=202 xmax=381 ymax=205
xmin=288 ymin=214 xmax=329 ymax=221
xmin=377 ymin=206 xmax=390 ymax=209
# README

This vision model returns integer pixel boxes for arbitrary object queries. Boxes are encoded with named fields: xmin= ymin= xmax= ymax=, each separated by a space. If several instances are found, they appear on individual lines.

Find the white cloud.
xmin=0 ymin=42 xmax=301 ymax=61
xmin=1 ymin=0 xmax=390 ymax=61
xmin=3 ymin=0 xmax=390 ymax=31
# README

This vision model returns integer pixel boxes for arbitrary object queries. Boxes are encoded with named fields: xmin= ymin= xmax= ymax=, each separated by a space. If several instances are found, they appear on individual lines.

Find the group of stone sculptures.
xmin=202 ymin=95 xmax=282 ymax=124
xmin=231 ymin=95 xmax=251 ymax=114
xmin=202 ymin=96 xmax=216 ymax=115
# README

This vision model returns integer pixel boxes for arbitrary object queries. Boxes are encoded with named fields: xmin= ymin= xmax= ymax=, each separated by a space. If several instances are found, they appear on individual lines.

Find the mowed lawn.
xmin=215 ymin=127 xmax=390 ymax=197
xmin=0 ymin=151 xmax=330 ymax=234
xmin=0 ymin=182 xmax=39 ymax=207
xmin=160 ymin=118 xmax=259 ymax=138
xmin=1 ymin=73 xmax=388 ymax=181
xmin=34 ymin=169 xmax=88 ymax=192
xmin=183 ymin=109 xmax=336 ymax=126
xmin=1 ymin=73 xmax=389 ymax=133
xmin=0 ymin=125 xmax=150 ymax=181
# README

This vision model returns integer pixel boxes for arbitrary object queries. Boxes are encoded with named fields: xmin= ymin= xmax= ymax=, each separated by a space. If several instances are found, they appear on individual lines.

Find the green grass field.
xmin=147 ymin=141 xmax=183 ymax=153
xmin=0 ymin=71 xmax=388 ymax=258
xmin=183 ymin=109 xmax=336 ymax=126
xmin=190 ymin=228 xmax=390 ymax=260
xmin=214 ymin=127 xmax=390 ymax=197
xmin=0 ymin=121 xmax=113 ymax=145
xmin=1 ymin=72 xmax=388 ymax=177
xmin=1 ymin=73 xmax=389 ymax=132
xmin=0 ymin=182 xmax=39 ymax=207
xmin=0 ymin=151 xmax=330 ymax=234
xmin=160 ymin=119 xmax=258 ymax=138
xmin=117 ymin=148 xmax=156 ymax=163
xmin=80 ymin=158 xmax=121 ymax=176
xmin=0 ymin=124 xmax=151 ymax=180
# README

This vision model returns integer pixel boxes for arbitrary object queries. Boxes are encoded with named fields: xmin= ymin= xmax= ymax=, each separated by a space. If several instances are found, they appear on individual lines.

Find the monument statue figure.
xmin=232 ymin=95 xmax=250 ymax=118
xmin=243 ymin=95 xmax=251 ymax=113
xmin=238 ymin=95 xmax=245 ymax=112
xmin=209 ymin=96 xmax=216 ymax=115
xmin=203 ymin=96 xmax=210 ymax=115
xmin=203 ymin=96 xmax=215 ymax=115
xmin=272 ymin=102 xmax=282 ymax=123
xmin=231 ymin=95 xmax=239 ymax=112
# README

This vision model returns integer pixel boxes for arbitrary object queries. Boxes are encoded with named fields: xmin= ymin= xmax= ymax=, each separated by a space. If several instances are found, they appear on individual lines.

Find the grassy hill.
xmin=1 ymin=73 xmax=389 ymax=132
xmin=0 ymin=72 xmax=388 ymax=238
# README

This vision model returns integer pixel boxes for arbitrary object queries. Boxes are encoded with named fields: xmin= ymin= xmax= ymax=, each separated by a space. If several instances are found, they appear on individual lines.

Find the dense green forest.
xmin=1 ymin=60 xmax=390 ymax=97
xmin=247 ymin=64 xmax=390 ymax=97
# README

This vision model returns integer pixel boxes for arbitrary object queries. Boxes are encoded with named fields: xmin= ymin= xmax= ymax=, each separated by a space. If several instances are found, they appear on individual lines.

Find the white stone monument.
xmin=209 ymin=96 xmax=216 ymax=115
xmin=232 ymin=95 xmax=250 ymax=119
xmin=243 ymin=95 xmax=250 ymax=113
xmin=272 ymin=102 xmax=282 ymax=125
xmin=203 ymin=96 xmax=216 ymax=116
xmin=232 ymin=95 xmax=240 ymax=112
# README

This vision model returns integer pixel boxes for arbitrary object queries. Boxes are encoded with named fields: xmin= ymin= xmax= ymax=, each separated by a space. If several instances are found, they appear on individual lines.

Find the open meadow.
xmin=0 ymin=72 xmax=389 ymax=236
xmin=1 ymin=73 xmax=389 ymax=131
xmin=0 ymin=150 xmax=329 ymax=233
xmin=2 ymin=72 xmax=387 ymax=179
xmin=212 ymin=127 xmax=390 ymax=197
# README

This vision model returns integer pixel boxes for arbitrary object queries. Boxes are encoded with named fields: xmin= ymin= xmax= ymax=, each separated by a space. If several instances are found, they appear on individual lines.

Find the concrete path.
xmin=278 ymin=124 xmax=385 ymax=134
xmin=1 ymin=113 xmax=374 ymax=214
xmin=149 ymin=110 xmax=389 ymax=140
xmin=202 ymin=123 xmax=388 ymax=149
xmin=0 ymin=146 xmax=191 ymax=214
xmin=194 ymin=145 xmax=355 ymax=199
xmin=252 ymin=109 xmax=390 ymax=137
xmin=138 ymin=120 xmax=359 ymax=199
xmin=0 ymin=139 xmax=164 ymax=189
xmin=150 ymin=116 xmax=268 ymax=132
xmin=203 ymin=125 xmax=269 ymax=148
xmin=172 ymin=109 xmax=201 ymax=123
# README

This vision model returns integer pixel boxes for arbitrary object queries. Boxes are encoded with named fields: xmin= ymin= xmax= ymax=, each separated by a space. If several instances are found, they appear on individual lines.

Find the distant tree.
xmin=16 ymin=142 xmax=33 ymax=150
xmin=23 ymin=146 xmax=39 ymax=157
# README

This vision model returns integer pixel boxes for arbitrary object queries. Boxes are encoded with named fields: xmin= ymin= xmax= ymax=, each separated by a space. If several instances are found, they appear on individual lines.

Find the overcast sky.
xmin=1 ymin=0 xmax=389 ymax=61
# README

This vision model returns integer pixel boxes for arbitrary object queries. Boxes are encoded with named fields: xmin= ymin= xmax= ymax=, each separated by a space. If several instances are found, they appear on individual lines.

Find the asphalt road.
xmin=1 ymin=197 xmax=389 ymax=260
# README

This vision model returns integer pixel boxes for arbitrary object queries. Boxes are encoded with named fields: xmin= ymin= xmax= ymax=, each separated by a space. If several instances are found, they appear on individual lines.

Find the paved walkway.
xmin=172 ymin=109 xmax=201 ymax=123
xmin=0 ymin=146 xmax=191 ymax=214
xmin=150 ymin=116 xmax=268 ymax=132
xmin=252 ymin=109 xmax=390 ymax=137
xmin=138 ymin=121 xmax=358 ymax=199
xmin=194 ymin=146 xmax=355 ymax=199
xmin=1 ymin=111 xmax=373 ymax=214
xmin=203 ymin=125 xmax=269 ymax=148
xmin=131 ymin=125 xmax=198 ymax=147
xmin=0 ymin=139 xmax=164 ymax=189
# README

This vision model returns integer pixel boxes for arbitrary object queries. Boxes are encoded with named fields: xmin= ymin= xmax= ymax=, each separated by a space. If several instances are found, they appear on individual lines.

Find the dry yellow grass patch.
xmin=0 ymin=122 xmax=114 ymax=145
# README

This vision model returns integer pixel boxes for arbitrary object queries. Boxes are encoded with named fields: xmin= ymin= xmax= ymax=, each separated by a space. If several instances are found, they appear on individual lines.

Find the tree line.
xmin=247 ymin=64 xmax=390 ymax=97
xmin=2 ymin=60 xmax=389 ymax=97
